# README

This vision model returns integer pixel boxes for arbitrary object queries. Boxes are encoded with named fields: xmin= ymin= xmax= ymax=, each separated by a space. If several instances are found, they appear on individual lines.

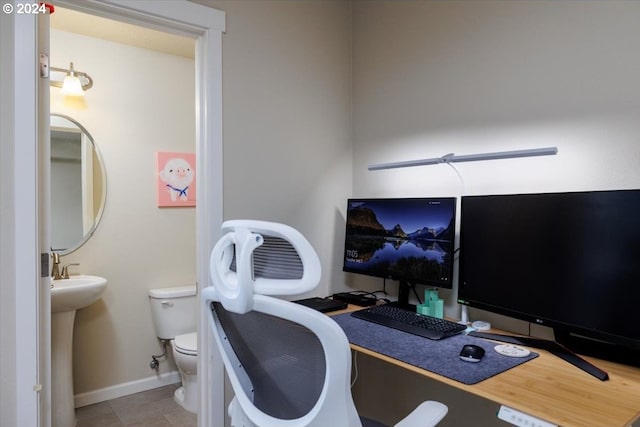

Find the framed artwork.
xmin=156 ymin=151 xmax=196 ymax=207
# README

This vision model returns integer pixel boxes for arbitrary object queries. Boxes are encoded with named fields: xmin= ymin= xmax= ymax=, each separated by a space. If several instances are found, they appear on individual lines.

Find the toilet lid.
xmin=174 ymin=332 xmax=197 ymax=356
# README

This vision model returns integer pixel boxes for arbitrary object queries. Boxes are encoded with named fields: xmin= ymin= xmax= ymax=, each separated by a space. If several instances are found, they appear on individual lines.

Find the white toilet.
xmin=148 ymin=285 xmax=198 ymax=413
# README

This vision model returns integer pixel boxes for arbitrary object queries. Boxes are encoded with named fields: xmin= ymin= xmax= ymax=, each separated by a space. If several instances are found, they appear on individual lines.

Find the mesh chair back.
xmin=231 ymin=235 xmax=304 ymax=280
xmin=211 ymin=301 xmax=325 ymax=420
xmin=205 ymin=220 xmax=362 ymax=426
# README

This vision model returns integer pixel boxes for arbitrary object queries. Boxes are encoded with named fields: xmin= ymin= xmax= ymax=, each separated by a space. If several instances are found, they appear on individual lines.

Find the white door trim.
xmin=0 ymin=7 xmax=42 ymax=427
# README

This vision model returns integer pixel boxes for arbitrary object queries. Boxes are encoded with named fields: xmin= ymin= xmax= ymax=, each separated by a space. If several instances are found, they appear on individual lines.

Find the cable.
xmin=342 ymin=289 xmax=389 ymax=303
xmin=352 ymin=290 xmax=386 ymax=299
xmin=446 ymin=162 xmax=466 ymax=195
xmin=446 ymin=162 xmax=465 ymax=261
xmin=350 ymin=350 xmax=359 ymax=388
xmin=410 ymin=282 xmax=423 ymax=304
xmin=351 ymin=290 xmax=377 ymax=297
xmin=447 ymin=161 xmax=468 ymax=324
xmin=372 ymin=289 xmax=391 ymax=304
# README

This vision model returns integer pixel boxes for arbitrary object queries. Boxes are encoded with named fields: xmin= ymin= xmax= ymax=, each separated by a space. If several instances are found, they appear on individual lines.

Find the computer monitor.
xmin=342 ymin=197 xmax=457 ymax=308
xmin=458 ymin=189 xmax=640 ymax=366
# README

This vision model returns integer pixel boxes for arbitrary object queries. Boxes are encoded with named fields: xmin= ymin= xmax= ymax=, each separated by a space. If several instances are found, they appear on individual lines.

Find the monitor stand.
xmin=554 ymin=327 xmax=640 ymax=368
xmin=390 ymin=280 xmax=416 ymax=311
xmin=469 ymin=331 xmax=609 ymax=381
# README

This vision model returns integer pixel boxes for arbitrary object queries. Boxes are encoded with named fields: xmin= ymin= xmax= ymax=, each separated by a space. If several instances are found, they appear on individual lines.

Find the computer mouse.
xmin=459 ymin=344 xmax=485 ymax=362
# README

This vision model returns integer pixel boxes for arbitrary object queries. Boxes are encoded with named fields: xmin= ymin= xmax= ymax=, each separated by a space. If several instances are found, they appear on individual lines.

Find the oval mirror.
xmin=50 ymin=114 xmax=106 ymax=255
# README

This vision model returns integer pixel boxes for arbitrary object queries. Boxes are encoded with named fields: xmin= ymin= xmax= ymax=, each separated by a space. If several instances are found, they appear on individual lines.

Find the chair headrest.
xmin=209 ymin=220 xmax=321 ymax=313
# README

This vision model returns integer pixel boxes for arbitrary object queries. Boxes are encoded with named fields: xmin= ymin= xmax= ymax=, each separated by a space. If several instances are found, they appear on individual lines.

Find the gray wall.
xmin=207 ymin=0 xmax=354 ymax=298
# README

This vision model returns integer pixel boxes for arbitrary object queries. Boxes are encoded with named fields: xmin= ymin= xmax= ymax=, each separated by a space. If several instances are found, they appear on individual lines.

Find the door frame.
xmin=1 ymin=5 xmax=45 ymax=427
xmin=1 ymin=1 xmax=225 ymax=426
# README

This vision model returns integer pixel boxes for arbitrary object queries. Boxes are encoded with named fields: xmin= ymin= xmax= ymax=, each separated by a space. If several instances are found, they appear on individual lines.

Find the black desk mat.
xmin=332 ymin=312 xmax=538 ymax=385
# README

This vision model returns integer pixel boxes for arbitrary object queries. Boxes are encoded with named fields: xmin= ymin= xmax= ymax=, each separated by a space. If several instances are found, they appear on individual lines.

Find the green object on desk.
xmin=417 ymin=288 xmax=443 ymax=318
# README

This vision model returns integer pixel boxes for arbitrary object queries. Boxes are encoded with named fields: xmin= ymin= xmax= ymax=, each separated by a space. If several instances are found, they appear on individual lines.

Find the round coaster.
xmin=494 ymin=344 xmax=531 ymax=358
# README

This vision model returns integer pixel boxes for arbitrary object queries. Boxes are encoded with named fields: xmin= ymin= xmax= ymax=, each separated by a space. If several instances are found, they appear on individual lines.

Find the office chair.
xmin=202 ymin=220 xmax=448 ymax=427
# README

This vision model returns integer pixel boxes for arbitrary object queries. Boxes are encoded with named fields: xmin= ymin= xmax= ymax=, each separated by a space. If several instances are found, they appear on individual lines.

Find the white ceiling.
xmin=50 ymin=7 xmax=195 ymax=59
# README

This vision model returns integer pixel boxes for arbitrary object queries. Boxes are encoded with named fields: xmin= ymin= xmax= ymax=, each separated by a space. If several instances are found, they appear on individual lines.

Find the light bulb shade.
xmin=50 ymin=62 xmax=93 ymax=94
xmin=61 ymin=74 xmax=84 ymax=96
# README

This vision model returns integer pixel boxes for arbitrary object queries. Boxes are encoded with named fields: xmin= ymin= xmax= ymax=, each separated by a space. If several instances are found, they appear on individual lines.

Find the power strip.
xmin=332 ymin=292 xmax=377 ymax=307
xmin=497 ymin=406 xmax=557 ymax=427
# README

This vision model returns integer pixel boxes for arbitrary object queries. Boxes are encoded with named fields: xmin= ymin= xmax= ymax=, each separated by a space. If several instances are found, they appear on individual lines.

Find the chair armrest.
xmin=393 ymin=401 xmax=448 ymax=427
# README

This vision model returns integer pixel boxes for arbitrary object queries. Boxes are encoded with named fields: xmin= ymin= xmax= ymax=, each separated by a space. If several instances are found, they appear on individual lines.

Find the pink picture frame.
xmin=156 ymin=151 xmax=196 ymax=207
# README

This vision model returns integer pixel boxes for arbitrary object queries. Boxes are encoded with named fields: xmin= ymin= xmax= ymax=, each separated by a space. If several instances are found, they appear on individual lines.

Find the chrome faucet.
xmin=61 ymin=263 xmax=80 ymax=279
xmin=51 ymin=251 xmax=62 ymax=280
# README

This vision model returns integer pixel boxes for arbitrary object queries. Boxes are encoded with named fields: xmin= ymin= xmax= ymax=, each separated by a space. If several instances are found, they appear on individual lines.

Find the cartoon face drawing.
xmin=158 ymin=157 xmax=194 ymax=201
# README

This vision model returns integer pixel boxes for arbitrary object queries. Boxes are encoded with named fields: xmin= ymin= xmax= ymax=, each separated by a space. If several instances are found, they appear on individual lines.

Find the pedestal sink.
xmin=51 ymin=275 xmax=107 ymax=427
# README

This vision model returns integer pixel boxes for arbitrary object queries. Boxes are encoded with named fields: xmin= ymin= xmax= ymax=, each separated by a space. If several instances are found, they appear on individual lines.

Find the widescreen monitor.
xmin=458 ymin=189 xmax=640 ymax=365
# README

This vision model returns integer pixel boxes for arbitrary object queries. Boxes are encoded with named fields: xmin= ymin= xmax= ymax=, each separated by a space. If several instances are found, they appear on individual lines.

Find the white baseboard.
xmin=74 ymin=371 xmax=181 ymax=408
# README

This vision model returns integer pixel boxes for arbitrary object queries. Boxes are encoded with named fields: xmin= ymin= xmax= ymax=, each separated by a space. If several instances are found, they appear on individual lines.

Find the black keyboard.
xmin=351 ymin=304 xmax=466 ymax=340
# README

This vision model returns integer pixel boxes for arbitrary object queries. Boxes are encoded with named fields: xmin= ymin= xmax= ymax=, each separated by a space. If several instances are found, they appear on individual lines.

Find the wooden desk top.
xmin=333 ymin=306 xmax=640 ymax=427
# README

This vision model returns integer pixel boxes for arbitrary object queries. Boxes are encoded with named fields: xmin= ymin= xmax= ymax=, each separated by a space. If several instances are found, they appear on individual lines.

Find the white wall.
xmin=352 ymin=0 xmax=640 ymax=314
xmin=50 ymin=29 xmax=196 ymax=398
xmin=351 ymin=1 xmax=640 ymax=425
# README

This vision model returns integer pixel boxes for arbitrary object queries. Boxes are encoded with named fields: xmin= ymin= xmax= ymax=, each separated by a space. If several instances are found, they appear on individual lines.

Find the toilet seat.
xmin=174 ymin=332 xmax=197 ymax=356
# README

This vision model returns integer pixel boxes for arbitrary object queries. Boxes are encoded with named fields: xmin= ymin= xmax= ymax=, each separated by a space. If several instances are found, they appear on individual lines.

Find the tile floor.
xmin=75 ymin=383 xmax=197 ymax=427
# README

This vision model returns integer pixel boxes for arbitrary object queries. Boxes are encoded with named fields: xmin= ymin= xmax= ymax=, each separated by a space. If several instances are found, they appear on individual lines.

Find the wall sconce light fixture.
xmin=50 ymin=62 xmax=93 ymax=96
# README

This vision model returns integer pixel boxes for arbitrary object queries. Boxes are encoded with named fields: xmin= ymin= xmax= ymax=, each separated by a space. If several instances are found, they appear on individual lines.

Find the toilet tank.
xmin=148 ymin=285 xmax=197 ymax=340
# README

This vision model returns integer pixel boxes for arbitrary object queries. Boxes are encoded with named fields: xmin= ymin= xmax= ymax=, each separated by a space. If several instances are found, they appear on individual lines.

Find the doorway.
xmin=43 ymin=2 xmax=224 ymax=426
